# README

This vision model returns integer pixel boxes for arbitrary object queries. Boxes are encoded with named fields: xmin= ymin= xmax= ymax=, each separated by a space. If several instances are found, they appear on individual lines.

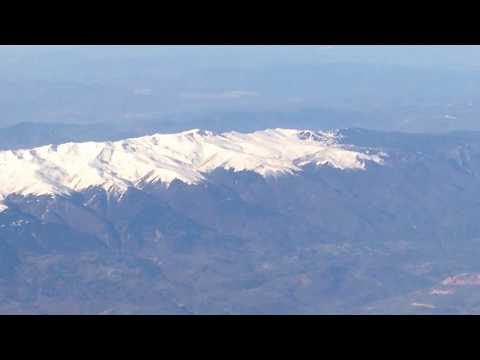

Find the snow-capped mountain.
xmin=0 ymin=128 xmax=384 ymax=211
xmin=4 ymin=127 xmax=480 ymax=314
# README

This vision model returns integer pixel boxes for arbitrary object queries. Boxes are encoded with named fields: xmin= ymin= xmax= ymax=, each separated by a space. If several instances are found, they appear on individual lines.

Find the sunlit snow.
xmin=0 ymin=128 xmax=385 ymax=204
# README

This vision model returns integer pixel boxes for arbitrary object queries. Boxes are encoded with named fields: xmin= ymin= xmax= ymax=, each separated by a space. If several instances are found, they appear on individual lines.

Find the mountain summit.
xmin=0 ymin=128 xmax=384 ymax=211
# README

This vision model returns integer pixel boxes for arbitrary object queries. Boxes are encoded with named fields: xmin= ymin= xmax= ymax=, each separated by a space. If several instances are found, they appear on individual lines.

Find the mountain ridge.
xmin=0 ymin=128 xmax=385 ymax=212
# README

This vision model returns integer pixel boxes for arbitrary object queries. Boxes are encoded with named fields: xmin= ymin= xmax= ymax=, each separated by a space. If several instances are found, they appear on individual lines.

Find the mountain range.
xmin=2 ymin=128 xmax=480 ymax=314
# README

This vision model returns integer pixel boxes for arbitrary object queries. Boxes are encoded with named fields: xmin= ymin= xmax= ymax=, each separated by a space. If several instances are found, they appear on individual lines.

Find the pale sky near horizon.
xmin=1 ymin=45 xmax=480 ymax=70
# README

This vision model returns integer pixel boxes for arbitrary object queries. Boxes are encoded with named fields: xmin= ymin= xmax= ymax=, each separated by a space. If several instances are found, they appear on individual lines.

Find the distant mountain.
xmin=0 ymin=128 xmax=383 ymax=211
xmin=0 ymin=122 xmax=131 ymax=150
xmin=0 ymin=107 xmax=374 ymax=150
xmin=2 ymin=60 xmax=480 ymax=132
xmin=3 ymin=128 xmax=480 ymax=314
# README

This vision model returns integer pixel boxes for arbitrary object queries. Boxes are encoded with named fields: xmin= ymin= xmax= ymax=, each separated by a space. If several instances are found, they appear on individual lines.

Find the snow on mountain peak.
xmin=0 ymin=128 xmax=385 ymax=211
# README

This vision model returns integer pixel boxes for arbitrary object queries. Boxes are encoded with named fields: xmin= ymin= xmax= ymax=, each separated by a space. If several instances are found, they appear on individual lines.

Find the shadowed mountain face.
xmin=2 ymin=129 xmax=480 ymax=314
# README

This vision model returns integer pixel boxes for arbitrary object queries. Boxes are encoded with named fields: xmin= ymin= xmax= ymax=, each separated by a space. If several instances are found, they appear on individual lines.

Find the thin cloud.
xmin=180 ymin=90 xmax=260 ymax=100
